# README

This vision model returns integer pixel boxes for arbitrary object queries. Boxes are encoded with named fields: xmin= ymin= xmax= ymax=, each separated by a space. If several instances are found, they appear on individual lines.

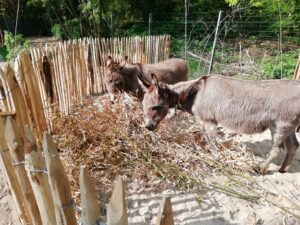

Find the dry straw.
xmin=51 ymin=95 xmax=300 ymax=220
xmin=51 ymin=95 xmax=254 ymax=200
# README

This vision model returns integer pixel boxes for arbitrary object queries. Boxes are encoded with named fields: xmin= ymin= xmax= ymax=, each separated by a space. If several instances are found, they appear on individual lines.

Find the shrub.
xmin=4 ymin=31 xmax=29 ymax=62
xmin=51 ymin=19 xmax=81 ymax=39
xmin=261 ymin=50 xmax=299 ymax=79
xmin=0 ymin=47 xmax=8 ymax=61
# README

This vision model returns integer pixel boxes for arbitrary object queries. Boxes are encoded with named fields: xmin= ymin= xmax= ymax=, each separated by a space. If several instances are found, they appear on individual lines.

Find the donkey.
xmin=142 ymin=74 xmax=300 ymax=174
xmin=105 ymin=56 xmax=188 ymax=101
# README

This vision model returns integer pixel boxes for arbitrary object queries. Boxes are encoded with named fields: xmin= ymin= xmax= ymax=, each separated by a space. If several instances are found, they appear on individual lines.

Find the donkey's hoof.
xmin=278 ymin=167 xmax=287 ymax=173
xmin=252 ymin=165 xmax=260 ymax=174
xmin=278 ymin=169 xmax=286 ymax=173
xmin=253 ymin=165 xmax=267 ymax=175
xmin=279 ymin=164 xmax=291 ymax=173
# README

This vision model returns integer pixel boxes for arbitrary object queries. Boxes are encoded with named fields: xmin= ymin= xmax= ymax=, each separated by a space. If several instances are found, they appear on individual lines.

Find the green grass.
xmin=188 ymin=59 xmax=201 ymax=79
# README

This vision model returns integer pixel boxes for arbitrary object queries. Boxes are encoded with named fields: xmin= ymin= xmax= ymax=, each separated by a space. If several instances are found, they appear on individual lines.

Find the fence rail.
xmin=0 ymin=35 xmax=174 ymax=225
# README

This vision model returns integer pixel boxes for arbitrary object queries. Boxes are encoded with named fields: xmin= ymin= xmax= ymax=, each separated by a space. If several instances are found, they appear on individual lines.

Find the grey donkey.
xmin=142 ymin=74 xmax=300 ymax=174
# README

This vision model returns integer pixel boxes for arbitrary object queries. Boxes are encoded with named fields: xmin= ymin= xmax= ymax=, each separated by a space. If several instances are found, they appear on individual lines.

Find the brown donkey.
xmin=105 ymin=56 xmax=188 ymax=101
xmin=142 ymin=74 xmax=300 ymax=174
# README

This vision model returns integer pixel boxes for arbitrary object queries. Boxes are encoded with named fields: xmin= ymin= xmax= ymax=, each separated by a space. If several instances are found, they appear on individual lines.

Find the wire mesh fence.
xmin=106 ymin=8 xmax=299 ymax=79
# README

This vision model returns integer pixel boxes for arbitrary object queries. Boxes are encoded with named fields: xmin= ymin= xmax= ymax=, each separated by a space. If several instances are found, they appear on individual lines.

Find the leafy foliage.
xmin=4 ymin=31 xmax=29 ymax=62
xmin=0 ymin=47 xmax=8 ymax=61
xmin=261 ymin=50 xmax=299 ymax=79
xmin=51 ymin=19 xmax=81 ymax=39
xmin=1 ymin=0 xmax=299 ymax=42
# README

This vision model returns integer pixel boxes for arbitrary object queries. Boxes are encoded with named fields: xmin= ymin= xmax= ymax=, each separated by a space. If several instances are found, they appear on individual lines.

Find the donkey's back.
xmin=198 ymin=76 xmax=300 ymax=130
xmin=142 ymin=58 xmax=188 ymax=84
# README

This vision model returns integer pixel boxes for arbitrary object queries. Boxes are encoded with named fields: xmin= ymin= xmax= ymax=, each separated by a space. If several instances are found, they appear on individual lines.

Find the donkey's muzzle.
xmin=145 ymin=122 xmax=157 ymax=131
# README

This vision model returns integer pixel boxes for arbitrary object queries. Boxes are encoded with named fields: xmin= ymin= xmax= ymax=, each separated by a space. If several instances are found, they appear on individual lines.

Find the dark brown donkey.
xmin=105 ymin=56 xmax=188 ymax=101
xmin=142 ymin=74 xmax=300 ymax=174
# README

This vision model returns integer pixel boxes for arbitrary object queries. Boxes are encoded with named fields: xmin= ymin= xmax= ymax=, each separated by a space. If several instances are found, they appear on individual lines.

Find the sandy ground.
xmin=0 ymin=131 xmax=299 ymax=224
xmin=124 ymin=130 xmax=300 ymax=225
xmin=0 ymin=167 xmax=20 ymax=225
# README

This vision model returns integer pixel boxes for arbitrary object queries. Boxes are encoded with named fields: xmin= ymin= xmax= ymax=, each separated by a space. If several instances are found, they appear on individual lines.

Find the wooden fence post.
xmin=24 ymin=127 xmax=56 ymax=225
xmin=107 ymin=176 xmax=128 ymax=225
xmin=3 ymin=65 xmax=29 ymax=135
xmin=155 ymin=197 xmax=174 ymax=225
xmin=43 ymin=132 xmax=77 ymax=225
xmin=20 ymin=53 xmax=47 ymax=141
xmin=0 ymin=84 xmax=8 ymax=111
xmin=294 ymin=54 xmax=300 ymax=80
xmin=80 ymin=166 xmax=101 ymax=225
xmin=0 ymin=67 xmax=13 ymax=111
xmin=5 ymin=116 xmax=42 ymax=225
xmin=0 ymin=116 xmax=31 ymax=224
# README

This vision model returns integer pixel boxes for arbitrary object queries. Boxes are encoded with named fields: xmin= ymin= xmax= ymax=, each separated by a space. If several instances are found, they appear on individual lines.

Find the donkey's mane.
xmin=108 ymin=63 xmax=122 ymax=72
xmin=168 ymin=76 xmax=204 ymax=96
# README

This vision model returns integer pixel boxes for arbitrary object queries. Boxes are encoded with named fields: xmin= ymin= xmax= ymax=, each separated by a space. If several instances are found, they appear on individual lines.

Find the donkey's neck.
xmin=168 ymin=79 xmax=200 ymax=114
xmin=122 ymin=64 xmax=144 ymax=100
xmin=169 ymin=79 xmax=199 ymax=94
xmin=123 ymin=64 xmax=140 ymax=76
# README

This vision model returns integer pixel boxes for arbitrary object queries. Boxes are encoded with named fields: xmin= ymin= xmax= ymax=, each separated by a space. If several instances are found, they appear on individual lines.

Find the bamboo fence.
xmin=29 ymin=35 xmax=171 ymax=118
xmin=0 ymin=35 xmax=173 ymax=225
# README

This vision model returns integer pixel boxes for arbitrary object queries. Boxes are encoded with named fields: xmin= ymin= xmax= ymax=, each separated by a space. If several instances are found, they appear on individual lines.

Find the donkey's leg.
xmin=109 ymin=93 xmax=116 ymax=103
xmin=204 ymin=122 xmax=218 ymax=136
xmin=279 ymin=132 xmax=299 ymax=173
xmin=259 ymin=131 xmax=287 ymax=174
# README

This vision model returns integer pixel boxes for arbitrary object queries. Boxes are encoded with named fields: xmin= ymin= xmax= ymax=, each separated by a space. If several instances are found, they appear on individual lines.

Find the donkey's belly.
xmin=219 ymin=118 xmax=269 ymax=135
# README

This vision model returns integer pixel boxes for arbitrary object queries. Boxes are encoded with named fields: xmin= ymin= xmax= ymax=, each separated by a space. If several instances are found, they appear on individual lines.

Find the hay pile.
xmin=51 ymin=95 xmax=255 ymax=198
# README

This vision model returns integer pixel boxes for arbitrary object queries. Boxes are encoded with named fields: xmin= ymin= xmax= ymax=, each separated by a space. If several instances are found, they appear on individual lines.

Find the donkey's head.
xmin=105 ymin=56 xmax=127 ymax=101
xmin=142 ymin=74 xmax=178 ymax=130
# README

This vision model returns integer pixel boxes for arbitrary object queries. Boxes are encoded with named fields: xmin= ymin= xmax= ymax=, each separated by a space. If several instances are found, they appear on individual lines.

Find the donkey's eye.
xmin=109 ymin=79 xmax=113 ymax=83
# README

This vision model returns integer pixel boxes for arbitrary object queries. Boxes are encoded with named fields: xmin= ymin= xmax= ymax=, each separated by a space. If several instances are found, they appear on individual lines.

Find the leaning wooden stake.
xmin=5 ymin=116 xmax=42 ymax=225
xmin=208 ymin=10 xmax=223 ymax=75
xmin=43 ymin=133 xmax=77 ymax=225
xmin=0 ymin=116 xmax=31 ymax=224
xmin=294 ymin=54 xmax=300 ymax=80
xmin=80 ymin=166 xmax=101 ymax=225
xmin=3 ymin=65 xmax=28 ymax=135
xmin=107 ymin=176 xmax=128 ymax=225
xmin=156 ymin=197 xmax=174 ymax=225
xmin=24 ymin=127 xmax=56 ymax=225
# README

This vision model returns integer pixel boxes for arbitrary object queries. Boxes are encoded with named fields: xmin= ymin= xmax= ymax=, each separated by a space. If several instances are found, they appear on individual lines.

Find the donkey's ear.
xmin=106 ymin=55 xmax=113 ymax=67
xmin=119 ymin=56 xmax=128 ymax=69
xmin=138 ymin=76 xmax=152 ymax=90
xmin=137 ymin=77 xmax=149 ymax=93
xmin=151 ymin=73 xmax=159 ymax=89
